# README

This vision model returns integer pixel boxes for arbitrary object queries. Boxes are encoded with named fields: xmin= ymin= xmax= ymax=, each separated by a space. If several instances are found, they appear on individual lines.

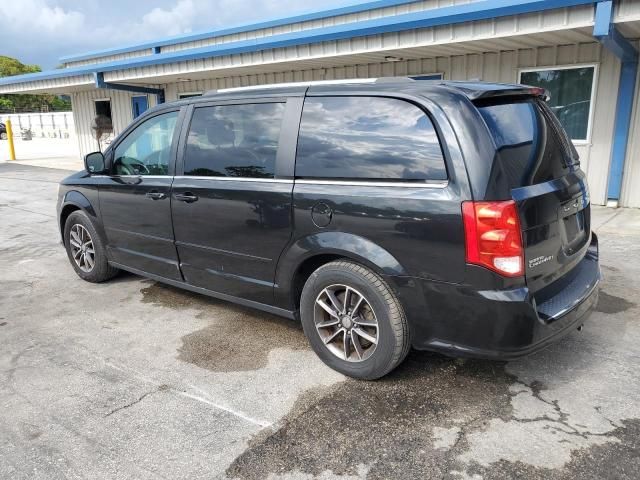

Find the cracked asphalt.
xmin=1 ymin=162 xmax=639 ymax=479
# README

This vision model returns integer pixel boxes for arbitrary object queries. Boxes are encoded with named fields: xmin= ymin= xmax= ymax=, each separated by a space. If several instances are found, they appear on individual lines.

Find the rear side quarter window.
xmin=295 ymin=96 xmax=447 ymax=182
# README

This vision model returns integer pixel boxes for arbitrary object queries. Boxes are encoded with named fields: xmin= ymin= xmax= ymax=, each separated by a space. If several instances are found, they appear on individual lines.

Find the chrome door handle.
xmin=146 ymin=191 xmax=167 ymax=200
xmin=174 ymin=192 xmax=198 ymax=203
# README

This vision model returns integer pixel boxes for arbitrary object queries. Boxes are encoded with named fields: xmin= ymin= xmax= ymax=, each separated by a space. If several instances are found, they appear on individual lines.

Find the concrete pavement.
xmin=1 ymin=137 xmax=82 ymax=170
xmin=1 ymin=163 xmax=639 ymax=479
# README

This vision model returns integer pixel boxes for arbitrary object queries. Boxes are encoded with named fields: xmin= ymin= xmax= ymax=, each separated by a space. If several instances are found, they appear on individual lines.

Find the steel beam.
xmin=593 ymin=0 xmax=639 ymax=203
xmin=94 ymin=72 xmax=165 ymax=104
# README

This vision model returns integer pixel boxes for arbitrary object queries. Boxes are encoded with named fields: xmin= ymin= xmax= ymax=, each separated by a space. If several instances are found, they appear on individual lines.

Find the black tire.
xmin=64 ymin=210 xmax=119 ymax=283
xmin=0 ymin=132 xmax=7 ymax=140
xmin=300 ymin=260 xmax=410 ymax=380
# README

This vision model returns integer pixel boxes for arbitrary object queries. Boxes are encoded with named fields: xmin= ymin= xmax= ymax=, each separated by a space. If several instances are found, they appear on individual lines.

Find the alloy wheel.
xmin=314 ymin=284 xmax=379 ymax=362
xmin=69 ymin=224 xmax=95 ymax=273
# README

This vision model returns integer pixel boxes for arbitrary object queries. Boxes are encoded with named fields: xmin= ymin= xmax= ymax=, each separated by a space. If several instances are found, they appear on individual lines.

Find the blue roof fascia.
xmin=594 ymin=0 xmax=638 ymax=63
xmin=59 ymin=0 xmax=420 ymax=64
xmin=593 ymin=0 xmax=615 ymax=36
xmin=1 ymin=0 xmax=605 ymax=87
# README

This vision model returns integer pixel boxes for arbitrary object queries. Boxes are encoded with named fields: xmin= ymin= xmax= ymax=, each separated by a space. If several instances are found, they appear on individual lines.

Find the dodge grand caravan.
xmin=58 ymin=79 xmax=600 ymax=379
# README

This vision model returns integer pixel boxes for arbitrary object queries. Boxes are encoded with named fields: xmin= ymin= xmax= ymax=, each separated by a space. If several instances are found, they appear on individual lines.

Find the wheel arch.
xmin=275 ymin=231 xmax=408 ymax=312
xmin=59 ymin=191 xmax=103 ymax=243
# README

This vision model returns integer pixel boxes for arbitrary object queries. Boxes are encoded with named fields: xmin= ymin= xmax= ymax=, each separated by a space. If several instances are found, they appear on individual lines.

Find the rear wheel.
xmin=300 ymin=260 xmax=410 ymax=380
xmin=0 ymin=132 xmax=7 ymax=140
xmin=64 ymin=210 xmax=118 ymax=283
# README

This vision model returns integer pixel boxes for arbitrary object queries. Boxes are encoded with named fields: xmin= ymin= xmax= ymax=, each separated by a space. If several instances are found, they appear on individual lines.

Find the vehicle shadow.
xmin=136 ymin=280 xmax=306 ymax=372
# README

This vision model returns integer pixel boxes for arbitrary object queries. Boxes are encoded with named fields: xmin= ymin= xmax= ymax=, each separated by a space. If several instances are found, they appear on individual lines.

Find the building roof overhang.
xmin=0 ymin=0 xmax=638 ymax=95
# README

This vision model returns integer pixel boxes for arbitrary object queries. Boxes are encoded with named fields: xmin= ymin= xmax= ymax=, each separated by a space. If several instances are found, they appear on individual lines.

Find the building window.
xmin=296 ymin=96 xmax=446 ymax=181
xmin=93 ymin=99 xmax=113 ymax=147
xmin=94 ymin=99 xmax=112 ymax=121
xmin=519 ymin=66 xmax=596 ymax=142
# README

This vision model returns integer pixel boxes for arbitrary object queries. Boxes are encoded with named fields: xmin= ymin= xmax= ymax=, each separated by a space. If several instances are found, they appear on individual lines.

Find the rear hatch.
xmin=476 ymin=96 xmax=591 ymax=295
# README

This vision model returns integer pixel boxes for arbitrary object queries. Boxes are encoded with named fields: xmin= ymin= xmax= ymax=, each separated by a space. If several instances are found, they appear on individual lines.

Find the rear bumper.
xmin=392 ymin=234 xmax=601 ymax=360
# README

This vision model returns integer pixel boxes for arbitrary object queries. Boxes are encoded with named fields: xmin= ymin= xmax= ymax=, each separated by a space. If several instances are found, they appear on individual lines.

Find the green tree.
xmin=0 ymin=56 xmax=41 ymax=77
xmin=0 ymin=56 xmax=71 ymax=112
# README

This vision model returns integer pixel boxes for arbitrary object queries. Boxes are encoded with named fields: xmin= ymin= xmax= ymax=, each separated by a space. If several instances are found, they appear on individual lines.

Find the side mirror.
xmin=84 ymin=151 xmax=106 ymax=174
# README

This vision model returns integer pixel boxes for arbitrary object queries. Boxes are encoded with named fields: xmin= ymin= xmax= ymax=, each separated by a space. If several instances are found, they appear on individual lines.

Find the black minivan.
xmin=58 ymin=79 xmax=600 ymax=379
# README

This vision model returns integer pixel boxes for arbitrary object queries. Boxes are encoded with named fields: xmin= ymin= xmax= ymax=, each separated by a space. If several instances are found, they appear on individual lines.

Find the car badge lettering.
xmin=529 ymin=255 xmax=554 ymax=268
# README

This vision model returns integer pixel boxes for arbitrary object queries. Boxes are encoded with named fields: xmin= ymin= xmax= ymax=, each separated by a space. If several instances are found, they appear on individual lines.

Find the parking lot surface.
xmin=1 ymin=137 xmax=80 ymax=168
xmin=1 ymin=163 xmax=639 ymax=480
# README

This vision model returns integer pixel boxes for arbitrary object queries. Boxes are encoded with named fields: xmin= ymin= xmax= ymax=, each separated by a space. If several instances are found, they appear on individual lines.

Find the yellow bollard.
xmin=6 ymin=120 xmax=16 ymax=160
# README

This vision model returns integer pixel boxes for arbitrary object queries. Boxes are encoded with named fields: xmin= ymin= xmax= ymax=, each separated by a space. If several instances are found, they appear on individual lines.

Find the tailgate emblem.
xmin=529 ymin=255 xmax=554 ymax=269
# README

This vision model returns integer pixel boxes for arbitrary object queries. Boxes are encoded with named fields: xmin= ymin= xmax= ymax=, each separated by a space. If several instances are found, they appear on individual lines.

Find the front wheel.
xmin=300 ymin=260 xmax=410 ymax=380
xmin=0 ymin=132 xmax=7 ymax=140
xmin=64 ymin=210 xmax=118 ymax=283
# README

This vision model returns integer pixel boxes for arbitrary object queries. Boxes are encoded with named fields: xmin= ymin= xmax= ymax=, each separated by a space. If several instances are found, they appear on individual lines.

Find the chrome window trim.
xmin=93 ymin=174 xmax=172 ymax=179
xmin=95 ymin=175 xmax=448 ymax=188
xmin=294 ymin=179 xmax=449 ymax=188
xmin=175 ymin=175 xmax=292 ymax=184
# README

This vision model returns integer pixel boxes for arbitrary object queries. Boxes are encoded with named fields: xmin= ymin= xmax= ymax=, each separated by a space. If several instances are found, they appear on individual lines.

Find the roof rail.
xmin=374 ymin=76 xmax=416 ymax=83
xmin=202 ymin=77 xmax=406 ymax=96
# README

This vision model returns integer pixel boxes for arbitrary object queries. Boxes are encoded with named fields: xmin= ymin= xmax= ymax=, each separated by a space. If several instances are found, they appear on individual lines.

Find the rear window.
xmin=477 ymin=98 xmax=578 ymax=189
xmin=295 ymin=96 xmax=447 ymax=181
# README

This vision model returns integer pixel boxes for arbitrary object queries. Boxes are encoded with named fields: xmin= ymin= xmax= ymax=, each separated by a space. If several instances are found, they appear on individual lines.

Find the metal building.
xmin=1 ymin=0 xmax=639 ymax=206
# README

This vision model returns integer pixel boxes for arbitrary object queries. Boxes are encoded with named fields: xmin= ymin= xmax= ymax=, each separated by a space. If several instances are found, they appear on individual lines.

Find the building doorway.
xmin=132 ymin=95 xmax=149 ymax=119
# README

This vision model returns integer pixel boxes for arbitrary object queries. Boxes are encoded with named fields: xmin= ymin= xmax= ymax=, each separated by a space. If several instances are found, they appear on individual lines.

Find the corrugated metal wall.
xmin=617 ymin=0 xmax=640 ymax=22
xmin=70 ymin=89 xmax=157 ymax=157
xmin=68 ymin=42 xmax=637 ymax=207
xmin=63 ymin=49 xmax=154 ymax=68
xmin=54 ymin=0 xmax=640 ymax=73
xmin=164 ymin=42 xmax=617 ymax=205
xmin=109 ymin=5 xmax=596 ymax=85
xmin=0 ymin=75 xmax=93 ymax=95
xmin=61 ymin=1 xmax=484 ymax=66
xmin=161 ymin=0 xmax=482 ymax=54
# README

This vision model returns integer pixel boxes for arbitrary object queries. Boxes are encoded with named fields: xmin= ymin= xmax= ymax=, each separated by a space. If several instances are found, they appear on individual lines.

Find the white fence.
xmin=0 ymin=112 xmax=75 ymax=139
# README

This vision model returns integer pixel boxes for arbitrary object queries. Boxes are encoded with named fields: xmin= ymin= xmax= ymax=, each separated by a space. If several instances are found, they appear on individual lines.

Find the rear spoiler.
xmin=443 ymin=82 xmax=550 ymax=102
xmin=469 ymin=87 xmax=550 ymax=103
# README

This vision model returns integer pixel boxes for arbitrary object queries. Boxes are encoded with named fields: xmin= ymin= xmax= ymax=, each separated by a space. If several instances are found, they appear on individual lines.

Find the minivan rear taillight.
xmin=462 ymin=200 xmax=524 ymax=277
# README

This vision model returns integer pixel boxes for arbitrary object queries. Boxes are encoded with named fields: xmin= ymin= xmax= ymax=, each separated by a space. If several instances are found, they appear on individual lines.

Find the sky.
xmin=0 ymin=0 xmax=369 ymax=70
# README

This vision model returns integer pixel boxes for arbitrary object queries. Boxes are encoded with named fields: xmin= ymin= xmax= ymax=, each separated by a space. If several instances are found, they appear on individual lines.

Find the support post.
xmin=607 ymin=60 xmax=638 ymax=206
xmin=594 ymin=0 xmax=639 ymax=206
xmin=6 ymin=120 xmax=16 ymax=160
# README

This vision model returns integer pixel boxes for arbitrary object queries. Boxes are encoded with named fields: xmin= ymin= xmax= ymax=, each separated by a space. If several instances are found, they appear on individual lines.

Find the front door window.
xmin=113 ymin=111 xmax=178 ymax=176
